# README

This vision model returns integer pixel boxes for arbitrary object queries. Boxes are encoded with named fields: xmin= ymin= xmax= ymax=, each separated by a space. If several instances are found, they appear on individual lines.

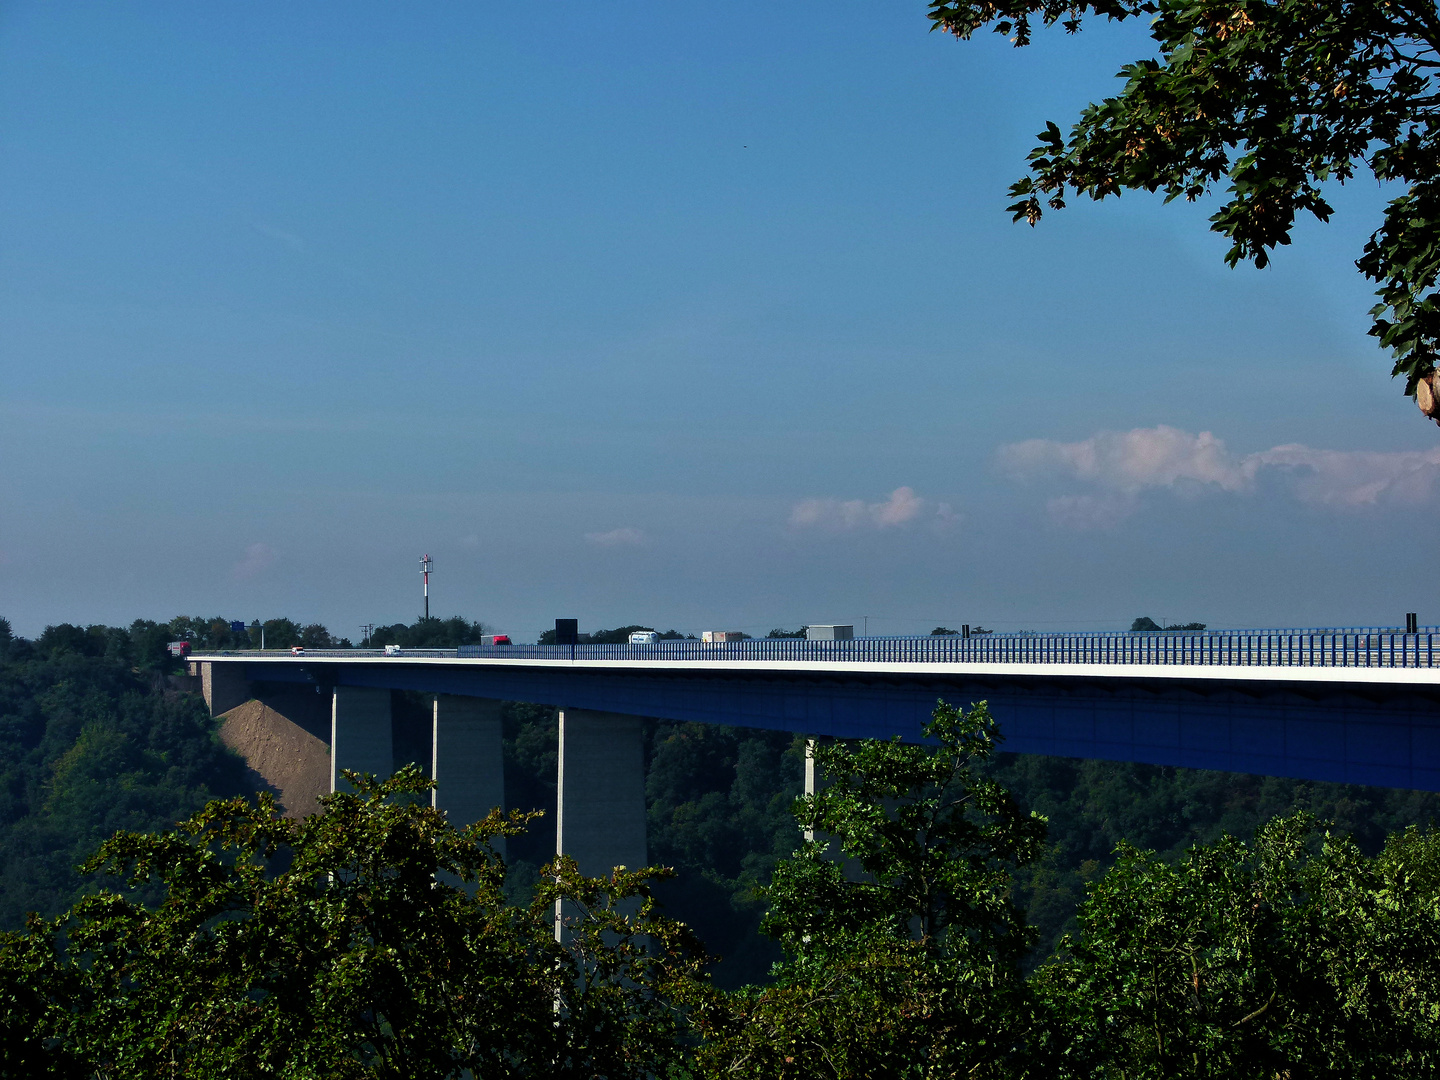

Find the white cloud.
xmin=585 ymin=527 xmax=646 ymax=546
xmin=1000 ymin=425 xmax=1440 ymax=524
xmin=873 ymin=486 xmax=923 ymax=525
xmin=999 ymin=425 xmax=1246 ymax=494
xmin=789 ymin=486 xmax=935 ymax=531
xmin=232 ymin=542 xmax=277 ymax=579
xmin=1246 ymin=444 xmax=1440 ymax=507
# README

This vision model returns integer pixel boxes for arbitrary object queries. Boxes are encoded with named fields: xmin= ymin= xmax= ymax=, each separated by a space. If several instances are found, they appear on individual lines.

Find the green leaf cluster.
xmin=0 ymin=767 xmax=704 ymax=1079
xmin=0 ymin=624 xmax=251 ymax=930
xmin=689 ymin=701 xmax=1048 ymax=1079
xmin=928 ymin=0 xmax=1440 ymax=400
xmin=1033 ymin=814 xmax=1440 ymax=1076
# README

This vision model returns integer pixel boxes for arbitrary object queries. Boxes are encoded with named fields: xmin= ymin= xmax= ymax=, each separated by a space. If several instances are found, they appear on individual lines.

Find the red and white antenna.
xmin=420 ymin=554 xmax=433 ymax=620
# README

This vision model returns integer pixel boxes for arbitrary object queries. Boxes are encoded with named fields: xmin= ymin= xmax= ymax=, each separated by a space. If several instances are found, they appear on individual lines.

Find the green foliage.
xmin=929 ymin=0 xmax=1440 ymax=400
xmin=371 ymin=616 xmax=489 ymax=649
xmin=645 ymin=723 xmax=807 ymax=986
xmin=0 ymin=623 xmax=250 ymax=931
xmin=0 ymin=768 xmax=705 ymax=1079
xmin=258 ymin=617 xmax=301 ymax=650
xmin=1032 ymin=814 xmax=1440 ymax=1077
xmin=1131 ymin=616 xmax=1207 ymax=631
xmin=166 ymin=616 xmax=255 ymax=650
xmin=993 ymin=754 xmax=1440 ymax=959
xmin=690 ymin=700 xmax=1048 ymax=1079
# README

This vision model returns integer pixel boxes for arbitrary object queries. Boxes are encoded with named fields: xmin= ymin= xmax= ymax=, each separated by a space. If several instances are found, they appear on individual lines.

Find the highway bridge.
xmin=191 ymin=627 xmax=1440 ymax=886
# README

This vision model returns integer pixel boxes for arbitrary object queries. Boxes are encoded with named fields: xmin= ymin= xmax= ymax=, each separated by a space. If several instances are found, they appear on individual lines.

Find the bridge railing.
xmin=194 ymin=628 xmax=1440 ymax=668
xmin=448 ymin=629 xmax=1440 ymax=668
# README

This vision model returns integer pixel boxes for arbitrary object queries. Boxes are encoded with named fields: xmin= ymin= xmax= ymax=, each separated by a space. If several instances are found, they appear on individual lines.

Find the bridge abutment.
xmin=200 ymin=661 xmax=252 ymax=718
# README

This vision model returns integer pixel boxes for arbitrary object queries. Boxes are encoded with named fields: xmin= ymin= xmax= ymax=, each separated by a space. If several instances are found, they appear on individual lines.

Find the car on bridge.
xmin=628 ymin=631 xmax=659 ymax=645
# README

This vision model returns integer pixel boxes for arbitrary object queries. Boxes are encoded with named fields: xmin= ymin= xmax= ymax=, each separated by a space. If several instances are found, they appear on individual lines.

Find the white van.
xmin=628 ymin=631 xmax=659 ymax=645
xmin=384 ymin=644 xmax=404 ymax=656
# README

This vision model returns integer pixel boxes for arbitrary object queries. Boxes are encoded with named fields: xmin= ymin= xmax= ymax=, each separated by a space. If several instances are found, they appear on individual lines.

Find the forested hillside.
xmin=3 ymin=614 xmax=1439 ymax=989
xmin=0 ymin=618 xmax=250 ymax=929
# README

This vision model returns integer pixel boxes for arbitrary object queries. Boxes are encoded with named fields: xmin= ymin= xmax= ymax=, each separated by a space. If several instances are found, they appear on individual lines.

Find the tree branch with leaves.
xmin=930 ymin=0 xmax=1440 ymax=424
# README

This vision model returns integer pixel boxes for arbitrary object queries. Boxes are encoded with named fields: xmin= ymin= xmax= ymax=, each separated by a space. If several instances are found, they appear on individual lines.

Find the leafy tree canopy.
xmin=0 ymin=768 xmax=705 ymax=1079
xmin=1032 ymin=814 xmax=1440 ymax=1076
xmin=1131 ymin=616 xmax=1207 ymax=631
xmin=929 ymin=0 xmax=1440 ymax=422
xmin=370 ymin=616 xmax=489 ymax=649
xmin=690 ymin=700 xmax=1048 ymax=1079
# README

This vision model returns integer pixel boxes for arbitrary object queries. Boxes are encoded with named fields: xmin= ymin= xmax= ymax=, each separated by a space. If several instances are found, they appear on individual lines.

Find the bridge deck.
xmin=191 ymin=631 xmax=1440 ymax=792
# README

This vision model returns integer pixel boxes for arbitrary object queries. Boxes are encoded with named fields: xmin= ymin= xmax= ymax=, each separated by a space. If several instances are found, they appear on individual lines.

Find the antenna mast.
xmin=420 ymin=554 xmax=433 ymax=620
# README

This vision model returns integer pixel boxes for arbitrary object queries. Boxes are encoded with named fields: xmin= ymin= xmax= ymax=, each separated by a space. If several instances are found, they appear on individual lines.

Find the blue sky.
xmin=3 ymin=1 xmax=1437 ymax=640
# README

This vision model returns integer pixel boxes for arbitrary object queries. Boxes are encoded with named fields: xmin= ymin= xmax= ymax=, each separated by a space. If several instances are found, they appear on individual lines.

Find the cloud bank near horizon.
xmin=999 ymin=425 xmax=1440 ymax=526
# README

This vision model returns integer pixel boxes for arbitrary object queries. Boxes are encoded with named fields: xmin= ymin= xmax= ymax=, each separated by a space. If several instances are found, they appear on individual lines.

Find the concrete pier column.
xmin=804 ymin=737 xmax=820 ymax=842
xmin=201 ymin=662 xmax=252 ymax=718
xmin=431 ymin=695 xmax=506 ymax=848
xmin=330 ymin=687 xmax=393 ymax=792
xmin=555 ymin=709 xmax=647 ymax=936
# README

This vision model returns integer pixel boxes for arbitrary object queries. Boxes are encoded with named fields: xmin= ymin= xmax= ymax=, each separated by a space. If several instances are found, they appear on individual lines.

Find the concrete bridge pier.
xmin=804 ymin=737 xmax=820 ymax=842
xmin=331 ymin=686 xmax=394 ymax=793
xmin=555 ymin=708 xmax=648 ymax=936
xmin=431 ymin=695 xmax=506 ymax=853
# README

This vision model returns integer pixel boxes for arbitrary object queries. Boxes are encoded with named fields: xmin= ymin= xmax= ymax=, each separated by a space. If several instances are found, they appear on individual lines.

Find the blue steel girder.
xmin=233 ymin=659 xmax=1440 ymax=793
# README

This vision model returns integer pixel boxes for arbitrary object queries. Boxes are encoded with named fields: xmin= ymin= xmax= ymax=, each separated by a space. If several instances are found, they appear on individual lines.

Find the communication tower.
xmin=420 ymin=554 xmax=433 ymax=620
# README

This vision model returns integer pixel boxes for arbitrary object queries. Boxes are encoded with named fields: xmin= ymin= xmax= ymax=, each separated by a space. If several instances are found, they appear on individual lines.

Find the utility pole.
xmin=420 ymin=554 xmax=433 ymax=621
xmin=360 ymin=623 xmax=374 ymax=647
